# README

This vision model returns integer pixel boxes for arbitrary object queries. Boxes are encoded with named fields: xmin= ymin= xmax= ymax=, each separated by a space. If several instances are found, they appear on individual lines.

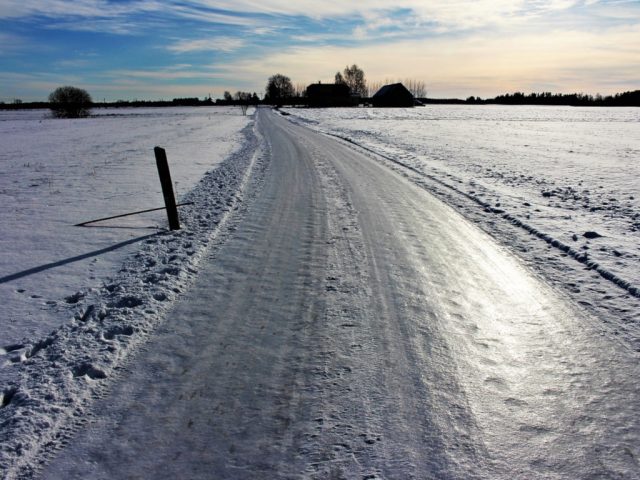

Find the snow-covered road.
xmin=41 ymin=109 xmax=639 ymax=479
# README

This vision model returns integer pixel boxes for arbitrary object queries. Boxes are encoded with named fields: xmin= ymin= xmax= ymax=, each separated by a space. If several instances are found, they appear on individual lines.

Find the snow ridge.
xmin=0 ymin=119 xmax=265 ymax=479
xmin=326 ymin=132 xmax=640 ymax=300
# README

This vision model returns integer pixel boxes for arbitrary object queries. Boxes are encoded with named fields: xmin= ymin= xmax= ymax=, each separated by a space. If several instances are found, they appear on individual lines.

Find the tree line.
xmin=2 ymin=84 xmax=639 ymax=116
xmin=462 ymin=90 xmax=640 ymax=107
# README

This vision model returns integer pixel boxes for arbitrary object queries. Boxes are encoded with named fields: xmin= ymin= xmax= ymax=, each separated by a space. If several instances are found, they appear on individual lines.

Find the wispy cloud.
xmin=0 ymin=0 xmax=261 ymax=33
xmin=0 ymin=0 xmax=158 ymax=19
xmin=53 ymin=58 xmax=94 ymax=69
xmin=165 ymin=4 xmax=267 ymax=28
xmin=106 ymin=68 xmax=221 ymax=81
xmin=0 ymin=1 xmax=587 ymax=30
xmin=2 ymin=1 xmax=628 ymax=41
xmin=167 ymin=37 xmax=245 ymax=53
xmin=43 ymin=19 xmax=148 ymax=35
xmin=185 ymin=0 xmax=586 ymax=30
xmin=0 ymin=33 xmax=29 ymax=54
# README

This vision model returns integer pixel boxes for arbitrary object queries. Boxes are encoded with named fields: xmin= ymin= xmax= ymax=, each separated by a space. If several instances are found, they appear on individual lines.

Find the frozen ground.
xmin=283 ymin=105 xmax=640 ymax=346
xmin=0 ymin=106 xmax=251 ymax=345
xmin=1 ymin=105 xmax=639 ymax=479
xmin=0 ymin=106 xmax=264 ymax=478
xmin=37 ymin=110 xmax=640 ymax=479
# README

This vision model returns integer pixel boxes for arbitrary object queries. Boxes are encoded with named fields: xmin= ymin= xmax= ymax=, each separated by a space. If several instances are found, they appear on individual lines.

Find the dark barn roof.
xmin=306 ymin=83 xmax=352 ymax=107
xmin=372 ymin=83 xmax=415 ymax=107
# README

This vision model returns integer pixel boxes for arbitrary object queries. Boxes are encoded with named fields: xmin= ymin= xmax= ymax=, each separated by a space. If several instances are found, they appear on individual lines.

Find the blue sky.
xmin=1 ymin=0 xmax=638 ymax=101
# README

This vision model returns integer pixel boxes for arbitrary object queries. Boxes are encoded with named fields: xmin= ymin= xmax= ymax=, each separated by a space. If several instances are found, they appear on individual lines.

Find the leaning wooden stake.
xmin=154 ymin=146 xmax=180 ymax=231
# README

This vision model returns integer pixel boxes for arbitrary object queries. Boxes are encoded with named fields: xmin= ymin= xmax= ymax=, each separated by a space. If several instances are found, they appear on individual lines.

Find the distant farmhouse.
xmin=372 ymin=83 xmax=415 ymax=107
xmin=305 ymin=81 xmax=417 ymax=108
xmin=306 ymin=82 xmax=352 ymax=107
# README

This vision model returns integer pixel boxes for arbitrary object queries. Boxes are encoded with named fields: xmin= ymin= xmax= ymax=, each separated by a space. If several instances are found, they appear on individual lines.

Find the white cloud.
xmin=168 ymin=37 xmax=245 ymax=53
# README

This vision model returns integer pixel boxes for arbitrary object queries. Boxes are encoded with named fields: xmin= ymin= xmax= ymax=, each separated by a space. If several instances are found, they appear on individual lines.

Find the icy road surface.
xmin=42 ymin=109 xmax=639 ymax=479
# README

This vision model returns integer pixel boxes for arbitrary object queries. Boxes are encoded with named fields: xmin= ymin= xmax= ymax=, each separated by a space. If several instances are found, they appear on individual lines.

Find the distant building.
xmin=371 ymin=83 xmax=415 ymax=107
xmin=306 ymin=82 xmax=352 ymax=107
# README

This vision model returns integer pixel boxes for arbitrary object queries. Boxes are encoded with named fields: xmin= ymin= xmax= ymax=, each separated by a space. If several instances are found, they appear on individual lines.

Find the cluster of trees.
xmin=105 ymin=97 xmax=215 ymax=107
xmin=222 ymin=91 xmax=260 ymax=104
xmin=220 ymin=91 xmax=261 ymax=114
xmin=334 ymin=65 xmax=367 ymax=97
xmin=0 ymin=100 xmax=50 ymax=109
xmin=171 ymin=97 xmax=214 ymax=106
xmin=262 ymin=66 xmax=432 ymax=105
xmin=43 ymin=85 xmax=265 ymax=117
xmin=0 ymin=98 xmax=24 ymax=105
xmin=476 ymin=90 xmax=640 ymax=107
xmin=264 ymin=65 xmax=369 ymax=103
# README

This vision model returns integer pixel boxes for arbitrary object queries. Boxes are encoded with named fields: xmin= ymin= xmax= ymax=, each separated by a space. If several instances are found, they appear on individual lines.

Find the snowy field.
xmin=1 ymin=104 xmax=639 ymax=478
xmin=18 ymin=108 xmax=640 ymax=480
xmin=1 ymin=106 xmax=251 ymax=345
xmin=284 ymin=105 xmax=640 ymax=342
xmin=0 ymin=106 xmax=263 ymax=477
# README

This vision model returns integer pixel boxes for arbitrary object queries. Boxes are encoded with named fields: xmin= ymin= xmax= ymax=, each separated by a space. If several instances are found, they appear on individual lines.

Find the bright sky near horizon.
xmin=1 ymin=0 xmax=638 ymax=102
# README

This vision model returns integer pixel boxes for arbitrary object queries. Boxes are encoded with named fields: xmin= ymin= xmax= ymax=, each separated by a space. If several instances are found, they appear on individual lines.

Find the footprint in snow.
xmin=103 ymin=325 xmax=134 ymax=340
xmin=72 ymin=362 xmax=107 ymax=380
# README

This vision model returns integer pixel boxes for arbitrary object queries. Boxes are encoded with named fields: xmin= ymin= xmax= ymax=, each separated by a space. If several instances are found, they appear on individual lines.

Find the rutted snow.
xmin=0 ymin=107 xmax=263 ymax=478
xmin=0 ymin=106 xmax=251 ymax=344
xmin=283 ymin=105 xmax=640 ymax=346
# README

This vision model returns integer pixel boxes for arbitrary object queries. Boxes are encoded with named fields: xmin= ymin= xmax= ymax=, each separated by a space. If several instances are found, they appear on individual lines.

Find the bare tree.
xmin=403 ymin=79 xmax=427 ymax=98
xmin=234 ymin=91 xmax=251 ymax=102
xmin=294 ymin=82 xmax=308 ymax=98
xmin=368 ymin=81 xmax=383 ymax=97
xmin=234 ymin=91 xmax=251 ymax=115
xmin=342 ymin=64 xmax=367 ymax=96
xmin=265 ymin=74 xmax=294 ymax=103
xmin=368 ymin=78 xmax=427 ymax=98
xmin=48 ymin=86 xmax=92 ymax=118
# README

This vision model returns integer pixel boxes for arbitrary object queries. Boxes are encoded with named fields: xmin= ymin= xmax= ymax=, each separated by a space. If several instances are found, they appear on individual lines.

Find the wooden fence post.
xmin=154 ymin=147 xmax=180 ymax=231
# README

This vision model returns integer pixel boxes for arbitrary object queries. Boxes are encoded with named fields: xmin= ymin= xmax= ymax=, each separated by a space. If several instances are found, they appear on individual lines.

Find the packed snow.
xmin=283 ymin=105 xmax=640 ymax=347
